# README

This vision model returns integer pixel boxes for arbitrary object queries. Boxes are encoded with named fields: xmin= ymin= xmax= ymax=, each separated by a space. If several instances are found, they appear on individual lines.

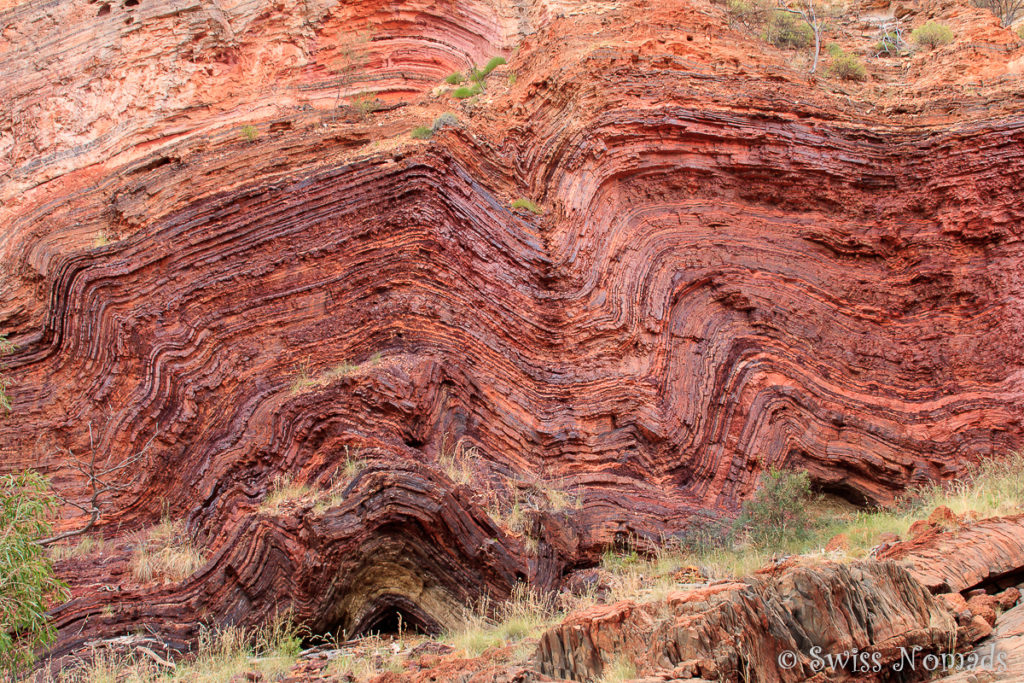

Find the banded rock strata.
xmin=2 ymin=0 xmax=1024 ymax=665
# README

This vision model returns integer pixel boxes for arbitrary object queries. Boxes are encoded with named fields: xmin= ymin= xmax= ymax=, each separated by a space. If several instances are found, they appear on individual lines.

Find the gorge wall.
xmin=2 ymin=0 xmax=1024 ymax=659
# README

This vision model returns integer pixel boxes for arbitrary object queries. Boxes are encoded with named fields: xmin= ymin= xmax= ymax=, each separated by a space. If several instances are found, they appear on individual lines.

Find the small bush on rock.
xmin=765 ymin=10 xmax=813 ymax=48
xmin=411 ymin=126 xmax=433 ymax=140
xmin=432 ymin=112 xmax=459 ymax=131
xmin=734 ymin=468 xmax=814 ymax=547
xmin=911 ymin=21 xmax=954 ymax=48
xmin=827 ymin=44 xmax=867 ymax=81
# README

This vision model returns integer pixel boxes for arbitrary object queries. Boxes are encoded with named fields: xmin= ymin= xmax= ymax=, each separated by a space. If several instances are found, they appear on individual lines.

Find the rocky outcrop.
xmin=535 ymin=561 xmax=958 ymax=682
xmin=2 ymin=0 xmax=1024 ymax=665
xmin=878 ymin=514 xmax=1024 ymax=594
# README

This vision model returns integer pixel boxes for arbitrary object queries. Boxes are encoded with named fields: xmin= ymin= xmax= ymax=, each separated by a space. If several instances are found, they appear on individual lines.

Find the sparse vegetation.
xmin=1018 ymin=24 xmax=1024 ymax=40
xmin=350 ymin=92 xmax=381 ymax=118
xmin=93 ymin=231 xmax=112 ymax=247
xmin=441 ymin=583 xmax=559 ymax=657
xmin=48 ymin=534 xmax=106 ymax=562
xmin=411 ymin=126 xmax=433 ymax=140
xmin=764 ymin=9 xmax=813 ymax=48
xmin=0 ymin=472 xmax=70 ymax=678
xmin=437 ymin=435 xmax=479 ymax=486
xmin=290 ymin=357 xmax=370 ymax=394
xmin=260 ymin=446 xmax=367 ymax=515
xmin=51 ymin=614 xmax=303 ymax=682
xmin=726 ymin=0 xmax=763 ymax=27
xmin=827 ymin=43 xmax=867 ymax=81
xmin=240 ymin=125 xmax=259 ymax=142
xmin=507 ymin=72 xmax=518 ymax=85
xmin=130 ymin=516 xmax=207 ymax=584
xmin=0 ymin=334 xmax=14 ymax=413
xmin=973 ymin=0 xmax=1024 ymax=27
xmin=432 ymin=112 xmax=459 ymax=132
xmin=599 ymin=657 xmax=639 ymax=683
xmin=445 ymin=72 xmax=464 ymax=85
xmin=452 ymin=83 xmax=483 ymax=99
xmin=911 ymin=21 xmax=954 ymax=48
xmin=733 ymin=468 xmax=813 ymax=547
xmin=481 ymin=56 xmax=507 ymax=75
xmin=511 ymin=198 xmax=543 ymax=214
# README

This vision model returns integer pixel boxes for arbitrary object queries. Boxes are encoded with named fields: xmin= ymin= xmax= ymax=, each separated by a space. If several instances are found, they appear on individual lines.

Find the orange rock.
xmin=825 ymin=533 xmax=849 ymax=552
xmin=927 ymin=505 xmax=960 ymax=528
xmin=967 ymin=594 xmax=999 ymax=626
xmin=996 ymin=587 xmax=1021 ymax=610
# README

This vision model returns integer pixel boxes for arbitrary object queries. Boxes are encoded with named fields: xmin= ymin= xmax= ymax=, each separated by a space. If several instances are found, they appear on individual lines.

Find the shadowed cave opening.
xmin=306 ymin=594 xmax=441 ymax=646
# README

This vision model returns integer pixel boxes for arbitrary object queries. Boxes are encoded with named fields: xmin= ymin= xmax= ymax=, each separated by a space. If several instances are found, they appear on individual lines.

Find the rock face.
xmin=878 ymin=515 xmax=1024 ymax=594
xmin=2 ymin=0 xmax=1024 ymax=663
xmin=536 ymin=562 xmax=958 ymax=682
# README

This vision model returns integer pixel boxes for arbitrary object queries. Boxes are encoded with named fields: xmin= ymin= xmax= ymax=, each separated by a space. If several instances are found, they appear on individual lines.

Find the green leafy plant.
xmin=0 ymin=472 xmax=70 ymax=677
xmin=764 ymin=9 xmax=813 ymax=48
xmin=507 ymin=72 xmax=518 ymax=85
xmin=411 ymin=126 xmax=433 ymax=140
xmin=733 ymin=468 xmax=813 ymax=547
xmin=827 ymin=44 xmax=867 ymax=81
xmin=481 ymin=56 xmax=507 ymax=75
xmin=911 ymin=21 xmax=953 ymax=48
xmin=511 ymin=198 xmax=543 ymax=215
xmin=240 ymin=125 xmax=259 ymax=142
xmin=445 ymin=72 xmax=464 ymax=85
xmin=452 ymin=83 xmax=483 ymax=99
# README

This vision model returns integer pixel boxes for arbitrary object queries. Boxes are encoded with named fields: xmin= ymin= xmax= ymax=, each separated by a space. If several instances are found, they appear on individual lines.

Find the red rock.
xmin=927 ymin=506 xmax=961 ymax=528
xmin=878 ymin=515 xmax=1024 ymax=594
xmin=825 ymin=533 xmax=849 ymax=552
xmin=996 ymin=588 xmax=1021 ymax=611
xmin=1 ymin=0 xmax=1024 ymax=665
xmin=536 ymin=561 xmax=957 ymax=682
xmin=967 ymin=595 xmax=1000 ymax=626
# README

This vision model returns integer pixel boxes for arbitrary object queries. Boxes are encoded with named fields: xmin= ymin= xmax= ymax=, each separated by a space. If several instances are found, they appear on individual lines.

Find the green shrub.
xmin=507 ymin=71 xmax=518 ymax=85
xmin=445 ymin=72 xmax=464 ymax=84
xmin=911 ymin=21 xmax=953 ymax=48
xmin=733 ymin=468 xmax=813 ymax=547
xmin=765 ymin=10 xmax=813 ymax=48
xmin=432 ymin=112 xmax=459 ymax=131
xmin=827 ymin=45 xmax=867 ymax=81
xmin=511 ymin=198 xmax=543 ymax=214
xmin=727 ymin=0 xmax=764 ymax=27
xmin=452 ymin=83 xmax=482 ymax=99
xmin=240 ymin=125 xmax=259 ymax=142
xmin=0 ymin=472 xmax=70 ymax=677
xmin=411 ymin=126 xmax=433 ymax=140
xmin=482 ymin=56 xmax=507 ymax=75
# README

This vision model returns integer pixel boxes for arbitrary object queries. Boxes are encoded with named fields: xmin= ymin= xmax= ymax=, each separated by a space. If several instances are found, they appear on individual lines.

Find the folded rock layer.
xmin=1 ymin=0 xmax=1024 ymax=660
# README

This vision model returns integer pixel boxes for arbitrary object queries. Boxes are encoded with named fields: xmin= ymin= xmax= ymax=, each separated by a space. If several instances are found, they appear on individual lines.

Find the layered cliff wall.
xmin=2 ymin=0 xmax=1024 ymax=658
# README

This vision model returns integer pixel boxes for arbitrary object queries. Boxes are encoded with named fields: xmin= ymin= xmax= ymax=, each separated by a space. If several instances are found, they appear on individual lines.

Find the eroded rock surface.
xmin=2 ymin=0 xmax=1024 ymax=665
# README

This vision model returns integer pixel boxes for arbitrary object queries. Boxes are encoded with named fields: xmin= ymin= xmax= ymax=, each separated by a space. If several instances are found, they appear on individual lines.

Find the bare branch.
xmin=38 ymin=424 xmax=158 ymax=548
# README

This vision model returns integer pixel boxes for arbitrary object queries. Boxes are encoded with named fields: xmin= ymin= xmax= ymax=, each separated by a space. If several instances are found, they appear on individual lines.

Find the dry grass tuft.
xmin=130 ymin=517 xmax=207 ymax=584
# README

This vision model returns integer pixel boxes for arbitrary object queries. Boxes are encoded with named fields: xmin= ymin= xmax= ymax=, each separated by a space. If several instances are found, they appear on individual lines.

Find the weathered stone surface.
xmin=535 ymin=562 xmax=957 ymax=682
xmin=2 ymin=0 xmax=1024 ymax=666
xmin=878 ymin=515 xmax=1024 ymax=594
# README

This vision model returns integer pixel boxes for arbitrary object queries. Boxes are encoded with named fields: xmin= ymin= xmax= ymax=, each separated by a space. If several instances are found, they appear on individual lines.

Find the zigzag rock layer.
xmin=2 ymin=0 xmax=1024 ymax=662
